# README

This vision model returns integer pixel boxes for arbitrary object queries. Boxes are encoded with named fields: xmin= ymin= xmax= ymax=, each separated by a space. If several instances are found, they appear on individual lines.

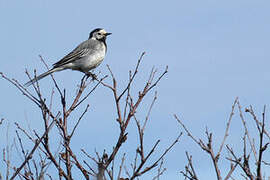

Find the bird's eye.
xmin=98 ymin=33 xmax=101 ymax=35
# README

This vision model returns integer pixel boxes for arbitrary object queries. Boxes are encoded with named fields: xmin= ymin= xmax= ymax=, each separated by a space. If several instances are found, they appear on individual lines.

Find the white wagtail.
xmin=25 ymin=28 xmax=111 ymax=86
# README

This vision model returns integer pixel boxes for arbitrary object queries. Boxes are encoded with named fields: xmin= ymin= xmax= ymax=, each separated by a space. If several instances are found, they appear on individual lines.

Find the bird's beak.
xmin=105 ymin=33 xmax=112 ymax=36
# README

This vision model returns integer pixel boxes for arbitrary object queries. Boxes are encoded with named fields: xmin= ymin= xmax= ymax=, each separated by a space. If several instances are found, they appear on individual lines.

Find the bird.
xmin=24 ymin=28 xmax=111 ymax=86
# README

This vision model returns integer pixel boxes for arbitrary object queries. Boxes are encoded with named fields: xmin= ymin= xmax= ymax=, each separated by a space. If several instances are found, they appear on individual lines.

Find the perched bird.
xmin=24 ymin=28 xmax=111 ymax=86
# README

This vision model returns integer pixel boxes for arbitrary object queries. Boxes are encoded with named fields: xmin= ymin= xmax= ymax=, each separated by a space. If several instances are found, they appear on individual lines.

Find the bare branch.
xmin=117 ymin=153 xmax=126 ymax=180
xmin=117 ymin=52 xmax=146 ymax=101
xmin=180 ymin=152 xmax=199 ymax=180
xmin=217 ymin=97 xmax=238 ymax=157
xmin=237 ymin=100 xmax=257 ymax=161
xmin=70 ymin=104 xmax=90 ymax=138
xmin=10 ymin=120 xmax=55 ymax=180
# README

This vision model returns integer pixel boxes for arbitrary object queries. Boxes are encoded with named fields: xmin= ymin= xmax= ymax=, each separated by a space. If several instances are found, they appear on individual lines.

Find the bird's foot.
xmin=85 ymin=72 xmax=98 ymax=81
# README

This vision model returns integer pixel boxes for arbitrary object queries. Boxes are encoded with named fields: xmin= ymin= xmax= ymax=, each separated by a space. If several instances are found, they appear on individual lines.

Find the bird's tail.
xmin=24 ymin=68 xmax=60 ymax=87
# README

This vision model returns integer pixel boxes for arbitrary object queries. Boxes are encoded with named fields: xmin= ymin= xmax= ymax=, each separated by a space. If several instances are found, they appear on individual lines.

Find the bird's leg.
xmin=85 ymin=72 xmax=98 ymax=81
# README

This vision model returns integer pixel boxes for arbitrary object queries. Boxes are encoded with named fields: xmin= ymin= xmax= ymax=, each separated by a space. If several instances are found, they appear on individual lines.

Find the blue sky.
xmin=1 ymin=0 xmax=270 ymax=179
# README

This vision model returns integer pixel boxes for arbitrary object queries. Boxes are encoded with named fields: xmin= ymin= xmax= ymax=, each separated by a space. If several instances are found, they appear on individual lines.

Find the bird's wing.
xmin=53 ymin=40 xmax=96 ymax=68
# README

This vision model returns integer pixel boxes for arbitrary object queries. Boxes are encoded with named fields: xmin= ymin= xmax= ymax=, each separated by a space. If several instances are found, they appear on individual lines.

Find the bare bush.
xmin=0 ymin=53 xmax=180 ymax=180
xmin=1 ymin=53 xmax=269 ymax=180
xmin=176 ymin=98 xmax=270 ymax=180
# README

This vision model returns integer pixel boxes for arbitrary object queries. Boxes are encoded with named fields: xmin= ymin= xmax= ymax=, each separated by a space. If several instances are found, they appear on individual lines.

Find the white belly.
xmin=71 ymin=45 xmax=106 ymax=72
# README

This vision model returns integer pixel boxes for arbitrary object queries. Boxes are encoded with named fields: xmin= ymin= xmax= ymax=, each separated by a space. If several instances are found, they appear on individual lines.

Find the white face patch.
xmin=98 ymin=29 xmax=107 ymax=35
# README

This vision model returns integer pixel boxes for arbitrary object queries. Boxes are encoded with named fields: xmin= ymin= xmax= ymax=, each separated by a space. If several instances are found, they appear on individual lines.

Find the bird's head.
xmin=89 ymin=28 xmax=112 ymax=41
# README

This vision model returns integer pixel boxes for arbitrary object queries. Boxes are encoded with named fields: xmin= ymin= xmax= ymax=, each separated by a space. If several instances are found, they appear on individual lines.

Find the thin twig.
xmin=117 ymin=52 xmax=146 ymax=101
xmin=10 ymin=120 xmax=55 ymax=180
xmin=70 ymin=104 xmax=90 ymax=138
xmin=217 ymin=97 xmax=238 ymax=157
xmin=237 ymin=100 xmax=257 ymax=162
